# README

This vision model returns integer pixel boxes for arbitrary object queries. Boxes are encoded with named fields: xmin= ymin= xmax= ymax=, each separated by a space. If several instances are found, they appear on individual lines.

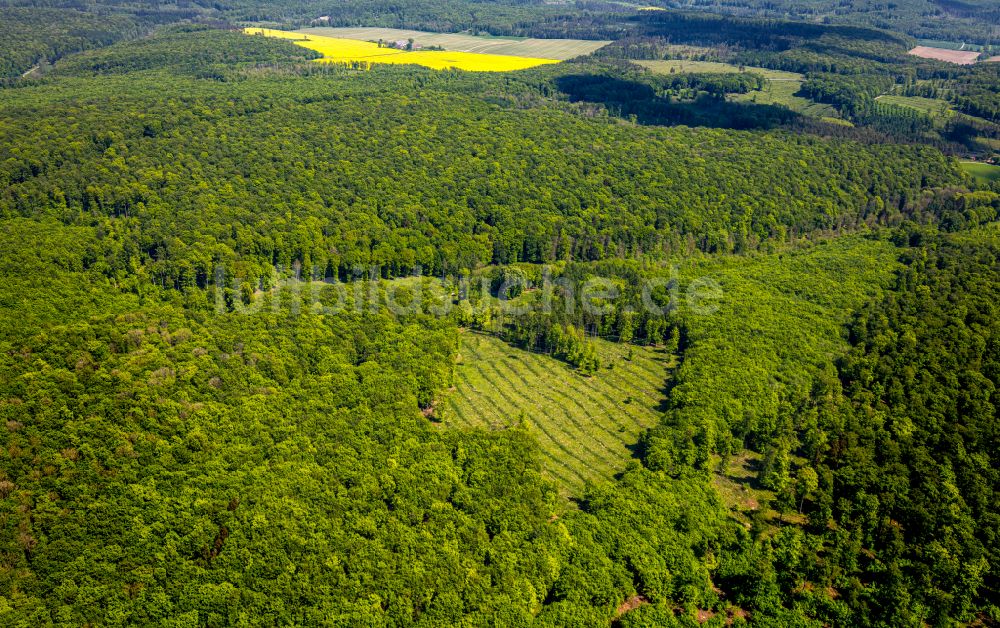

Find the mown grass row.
xmin=444 ymin=331 xmax=673 ymax=493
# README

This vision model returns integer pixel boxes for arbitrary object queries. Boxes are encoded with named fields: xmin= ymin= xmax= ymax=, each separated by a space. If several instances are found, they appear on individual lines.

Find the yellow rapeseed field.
xmin=244 ymin=28 xmax=560 ymax=72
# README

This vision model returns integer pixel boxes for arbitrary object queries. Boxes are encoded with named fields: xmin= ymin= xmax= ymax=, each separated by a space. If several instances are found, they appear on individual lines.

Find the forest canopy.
xmin=1 ymin=7 xmax=999 ymax=627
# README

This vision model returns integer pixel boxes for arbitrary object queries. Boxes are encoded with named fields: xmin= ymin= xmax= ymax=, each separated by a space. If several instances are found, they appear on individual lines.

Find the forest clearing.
xmin=961 ymin=161 xmax=1000 ymax=183
xmin=445 ymin=332 xmax=673 ymax=492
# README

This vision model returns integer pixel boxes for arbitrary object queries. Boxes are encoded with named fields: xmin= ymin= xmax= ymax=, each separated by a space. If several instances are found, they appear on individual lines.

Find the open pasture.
xmin=245 ymin=28 xmax=560 ymax=71
xmin=961 ymin=161 xmax=1000 ymax=184
xmin=445 ymin=332 xmax=672 ymax=493
xmin=298 ymin=27 xmax=610 ymax=60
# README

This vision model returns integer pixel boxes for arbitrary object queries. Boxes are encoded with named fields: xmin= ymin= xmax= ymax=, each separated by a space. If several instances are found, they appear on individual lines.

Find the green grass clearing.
xmin=444 ymin=331 xmax=672 ymax=493
xmin=960 ymin=161 xmax=1000 ymax=183
xmin=711 ymin=451 xmax=769 ymax=520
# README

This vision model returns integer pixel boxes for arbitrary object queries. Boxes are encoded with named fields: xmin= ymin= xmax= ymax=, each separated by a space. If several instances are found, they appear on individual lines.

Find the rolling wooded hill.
xmin=0 ymin=7 xmax=998 ymax=627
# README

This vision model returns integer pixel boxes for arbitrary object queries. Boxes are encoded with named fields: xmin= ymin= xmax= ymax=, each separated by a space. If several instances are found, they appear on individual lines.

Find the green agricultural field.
xmin=445 ymin=331 xmax=672 ymax=493
xmin=637 ymin=60 xmax=838 ymax=117
xmin=297 ymin=27 xmax=610 ymax=60
xmin=960 ymin=161 xmax=1000 ymax=183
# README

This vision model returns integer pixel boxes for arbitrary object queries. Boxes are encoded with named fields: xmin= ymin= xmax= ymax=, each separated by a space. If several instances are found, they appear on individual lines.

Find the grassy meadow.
xmin=960 ymin=161 xmax=1000 ymax=183
xmin=245 ymin=28 xmax=560 ymax=71
xmin=445 ymin=332 xmax=673 ymax=493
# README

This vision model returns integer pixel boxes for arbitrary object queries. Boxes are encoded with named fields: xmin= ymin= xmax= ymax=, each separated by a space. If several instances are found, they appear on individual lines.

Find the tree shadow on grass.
xmin=555 ymin=74 xmax=799 ymax=131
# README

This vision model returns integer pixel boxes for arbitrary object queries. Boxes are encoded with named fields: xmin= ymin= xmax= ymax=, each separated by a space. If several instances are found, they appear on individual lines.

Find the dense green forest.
xmin=0 ymin=2 xmax=215 ymax=81
xmin=0 ymin=7 xmax=140 ymax=80
xmin=1 ymin=0 xmax=998 ymax=79
xmin=0 ymin=31 xmax=964 ymax=288
xmin=679 ymin=0 xmax=999 ymax=44
xmin=1 ymin=6 xmax=1000 ymax=627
